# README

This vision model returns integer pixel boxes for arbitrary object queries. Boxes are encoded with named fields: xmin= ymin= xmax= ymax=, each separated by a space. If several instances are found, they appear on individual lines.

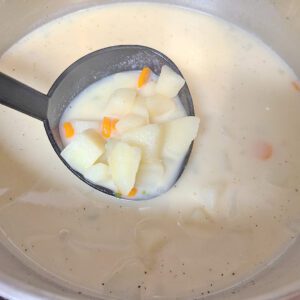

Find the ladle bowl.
xmin=0 ymin=45 xmax=195 ymax=199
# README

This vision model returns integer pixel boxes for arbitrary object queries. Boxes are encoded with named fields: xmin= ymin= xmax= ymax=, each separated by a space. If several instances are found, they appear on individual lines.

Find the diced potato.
xmin=131 ymin=98 xmax=149 ymax=121
xmin=61 ymin=120 xmax=101 ymax=146
xmin=113 ymin=71 xmax=140 ymax=89
xmin=103 ymin=88 xmax=136 ymax=116
xmin=108 ymin=141 xmax=141 ymax=195
xmin=136 ymin=161 xmax=164 ymax=188
xmin=105 ymin=138 xmax=119 ymax=156
xmin=83 ymin=163 xmax=110 ymax=183
xmin=116 ymin=114 xmax=147 ymax=134
xmin=72 ymin=120 xmax=100 ymax=134
xmin=83 ymin=163 xmax=117 ymax=190
xmin=138 ymin=81 xmax=156 ymax=97
xmin=121 ymin=124 xmax=162 ymax=161
xmin=72 ymin=120 xmax=100 ymax=132
xmin=99 ymin=138 xmax=119 ymax=164
xmin=156 ymin=65 xmax=185 ymax=98
xmin=145 ymin=95 xmax=176 ymax=122
xmin=100 ymin=179 xmax=117 ymax=191
xmin=61 ymin=129 xmax=105 ymax=173
xmin=162 ymin=116 xmax=200 ymax=158
xmin=157 ymin=99 xmax=186 ymax=122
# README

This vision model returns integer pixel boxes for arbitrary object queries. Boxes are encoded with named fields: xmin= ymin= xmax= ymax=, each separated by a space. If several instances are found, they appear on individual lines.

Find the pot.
xmin=0 ymin=1 xmax=299 ymax=299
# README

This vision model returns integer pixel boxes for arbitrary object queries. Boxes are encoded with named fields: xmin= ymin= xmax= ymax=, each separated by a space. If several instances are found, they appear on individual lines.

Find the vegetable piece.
xmin=115 ymin=114 xmax=147 ymax=134
xmin=136 ymin=161 xmax=164 ymax=188
xmin=101 ymin=117 xmax=119 ymax=138
xmin=111 ymin=118 xmax=119 ymax=131
xmin=62 ymin=120 xmax=101 ymax=145
xmin=121 ymin=124 xmax=162 ymax=161
xmin=83 ymin=163 xmax=110 ymax=183
xmin=105 ymin=138 xmax=118 ymax=155
xmin=128 ymin=187 xmax=138 ymax=197
xmin=108 ymin=141 xmax=141 ymax=195
xmin=292 ymin=81 xmax=300 ymax=92
xmin=61 ymin=129 xmax=105 ymax=173
xmin=146 ymin=95 xmax=176 ymax=122
xmin=155 ymin=65 xmax=185 ymax=98
xmin=102 ymin=117 xmax=112 ymax=139
xmin=254 ymin=141 xmax=273 ymax=160
xmin=63 ymin=122 xmax=75 ymax=138
xmin=113 ymin=71 xmax=140 ymax=89
xmin=71 ymin=120 xmax=101 ymax=135
xmin=139 ymin=81 xmax=156 ymax=97
xmin=162 ymin=116 xmax=200 ymax=159
xmin=103 ymin=88 xmax=136 ymax=116
xmin=131 ymin=98 xmax=149 ymax=121
xmin=137 ymin=67 xmax=151 ymax=88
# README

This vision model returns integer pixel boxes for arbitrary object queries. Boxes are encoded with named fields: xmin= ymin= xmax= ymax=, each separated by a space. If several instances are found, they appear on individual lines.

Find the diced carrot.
xmin=102 ymin=117 xmax=119 ymax=138
xmin=111 ymin=118 xmax=119 ymax=131
xmin=138 ymin=67 xmax=151 ymax=88
xmin=128 ymin=187 xmax=138 ymax=197
xmin=102 ymin=117 xmax=112 ymax=139
xmin=254 ymin=141 xmax=273 ymax=160
xmin=292 ymin=81 xmax=300 ymax=92
xmin=63 ymin=122 xmax=75 ymax=138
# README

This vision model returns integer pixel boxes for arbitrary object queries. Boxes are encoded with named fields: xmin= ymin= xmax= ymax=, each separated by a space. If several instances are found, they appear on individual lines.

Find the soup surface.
xmin=0 ymin=3 xmax=300 ymax=299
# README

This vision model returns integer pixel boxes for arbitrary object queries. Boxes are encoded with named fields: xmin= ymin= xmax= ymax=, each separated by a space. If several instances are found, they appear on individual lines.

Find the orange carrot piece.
xmin=102 ymin=117 xmax=112 ymax=139
xmin=111 ymin=118 xmax=119 ymax=131
xmin=138 ymin=67 xmax=151 ymax=88
xmin=292 ymin=81 xmax=300 ymax=92
xmin=128 ymin=187 xmax=138 ymax=197
xmin=254 ymin=141 xmax=273 ymax=160
xmin=102 ymin=117 xmax=119 ymax=138
xmin=63 ymin=122 xmax=75 ymax=138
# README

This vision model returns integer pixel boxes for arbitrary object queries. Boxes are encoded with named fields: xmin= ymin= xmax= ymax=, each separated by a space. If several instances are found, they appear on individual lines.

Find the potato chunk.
xmin=131 ymin=98 xmax=149 ymax=121
xmin=139 ymin=81 xmax=156 ymax=97
xmin=83 ymin=163 xmax=116 ymax=190
xmin=108 ymin=141 xmax=141 ymax=195
xmin=72 ymin=120 xmax=100 ymax=134
xmin=61 ymin=129 xmax=105 ymax=173
xmin=145 ymin=95 xmax=176 ymax=122
xmin=103 ymin=88 xmax=136 ymax=116
xmin=83 ymin=163 xmax=110 ymax=183
xmin=136 ymin=161 xmax=164 ymax=188
xmin=113 ymin=71 xmax=139 ymax=89
xmin=156 ymin=65 xmax=185 ymax=98
xmin=105 ymin=138 xmax=119 ymax=156
xmin=115 ymin=114 xmax=147 ymax=134
xmin=162 ymin=116 xmax=200 ymax=158
xmin=121 ymin=124 xmax=162 ymax=161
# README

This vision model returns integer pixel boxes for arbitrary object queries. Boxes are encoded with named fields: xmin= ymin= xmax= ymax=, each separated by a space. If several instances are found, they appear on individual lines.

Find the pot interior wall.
xmin=0 ymin=1 xmax=300 ymax=299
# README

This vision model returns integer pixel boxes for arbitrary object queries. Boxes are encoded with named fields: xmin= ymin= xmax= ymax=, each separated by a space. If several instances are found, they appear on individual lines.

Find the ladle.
xmin=0 ymin=45 xmax=195 ymax=199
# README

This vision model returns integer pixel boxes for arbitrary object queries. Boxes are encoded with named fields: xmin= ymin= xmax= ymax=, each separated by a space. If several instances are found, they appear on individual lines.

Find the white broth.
xmin=0 ymin=3 xmax=300 ymax=299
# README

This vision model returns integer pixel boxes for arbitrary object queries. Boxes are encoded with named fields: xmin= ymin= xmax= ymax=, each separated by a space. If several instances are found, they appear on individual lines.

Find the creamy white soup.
xmin=0 ymin=3 xmax=300 ymax=299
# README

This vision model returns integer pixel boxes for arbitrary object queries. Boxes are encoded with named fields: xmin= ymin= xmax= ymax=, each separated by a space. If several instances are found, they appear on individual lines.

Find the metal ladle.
xmin=0 ymin=45 xmax=195 ymax=200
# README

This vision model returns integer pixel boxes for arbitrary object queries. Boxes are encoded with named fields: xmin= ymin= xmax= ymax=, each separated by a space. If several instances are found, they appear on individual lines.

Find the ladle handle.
xmin=0 ymin=72 xmax=49 ymax=121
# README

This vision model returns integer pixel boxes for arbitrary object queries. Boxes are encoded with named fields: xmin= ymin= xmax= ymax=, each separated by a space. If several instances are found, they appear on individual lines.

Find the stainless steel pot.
xmin=0 ymin=1 xmax=299 ymax=299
